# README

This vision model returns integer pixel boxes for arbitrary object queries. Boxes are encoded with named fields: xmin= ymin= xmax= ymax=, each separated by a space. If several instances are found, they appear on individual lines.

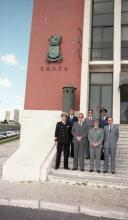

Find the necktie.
xmin=109 ymin=126 xmax=112 ymax=132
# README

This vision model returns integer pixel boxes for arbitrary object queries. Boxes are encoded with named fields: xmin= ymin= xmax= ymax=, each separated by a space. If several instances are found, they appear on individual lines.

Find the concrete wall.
xmin=24 ymin=0 xmax=84 ymax=111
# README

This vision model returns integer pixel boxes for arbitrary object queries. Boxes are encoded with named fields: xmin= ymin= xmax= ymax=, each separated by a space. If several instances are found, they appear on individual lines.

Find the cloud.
xmin=0 ymin=54 xmax=27 ymax=72
xmin=0 ymin=54 xmax=19 ymax=66
xmin=0 ymin=77 xmax=11 ymax=87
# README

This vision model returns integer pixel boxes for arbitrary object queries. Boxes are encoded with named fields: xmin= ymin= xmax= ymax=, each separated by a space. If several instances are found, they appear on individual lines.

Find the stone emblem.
xmin=46 ymin=35 xmax=63 ymax=63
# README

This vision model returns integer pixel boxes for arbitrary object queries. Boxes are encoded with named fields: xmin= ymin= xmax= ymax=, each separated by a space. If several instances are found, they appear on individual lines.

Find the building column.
xmin=113 ymin=0 xmax=121 ymax=124
xmin=80 ymin=0 xmax=92 ymax=116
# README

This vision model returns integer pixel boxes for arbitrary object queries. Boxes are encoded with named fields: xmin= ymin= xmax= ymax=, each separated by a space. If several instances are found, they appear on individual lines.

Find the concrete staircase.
xmin=47 ymin=125 xmax=128 ymax=188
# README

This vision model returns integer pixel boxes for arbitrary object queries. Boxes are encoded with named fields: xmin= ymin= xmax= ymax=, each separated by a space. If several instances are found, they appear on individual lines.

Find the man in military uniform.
xmin=54 ymin=113 xmax=71 ymax=170
xmin=88 ymin=119 xmax=104 ymax=173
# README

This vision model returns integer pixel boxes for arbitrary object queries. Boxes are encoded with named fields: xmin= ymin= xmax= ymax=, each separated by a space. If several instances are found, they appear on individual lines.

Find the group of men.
xmin=54 ymin=108 xmax=119 ymax=174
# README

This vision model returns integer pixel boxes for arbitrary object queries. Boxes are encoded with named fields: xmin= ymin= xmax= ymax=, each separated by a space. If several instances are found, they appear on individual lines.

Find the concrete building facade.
xmin=14 ymin=109 xmax=20 ymax=123
xmin=5 ymin=111 xmax=11 ymax=122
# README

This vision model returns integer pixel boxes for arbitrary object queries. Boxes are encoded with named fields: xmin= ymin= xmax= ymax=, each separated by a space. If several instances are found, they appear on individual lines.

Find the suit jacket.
xmin=85 ymin=117 xmax=95 ymax=129
xmin=55 ymin=121 xmax=71 ymax=144
xmin=88 ymin=128 xmax=104 ymax=148
xmin=99 ymin=117 xmax=108 ymax=128
xmin=104 ymin=125 xmax=119 ymax=149
xmin=71 ymin=121 xmax=88 ymax=144
xmin=67 ymin=115 xmax=78 ymax=127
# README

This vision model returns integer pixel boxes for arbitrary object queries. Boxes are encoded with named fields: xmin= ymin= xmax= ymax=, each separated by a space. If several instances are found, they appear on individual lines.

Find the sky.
xmin=0 ymin=0 xmax=33 ymax=120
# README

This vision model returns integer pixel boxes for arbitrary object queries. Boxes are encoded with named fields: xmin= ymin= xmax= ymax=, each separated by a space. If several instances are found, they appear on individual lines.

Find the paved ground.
xmin=0 ymin=141 xmax=128 ymax=219
xmin=0 ymin=140 xmax=18 ymax=178
xmin=0 ymin=206 xmax=118 ymax=220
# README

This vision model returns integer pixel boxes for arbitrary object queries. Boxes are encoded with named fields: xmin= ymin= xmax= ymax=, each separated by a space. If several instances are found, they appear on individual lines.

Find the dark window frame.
xmin=89 ymin=72 xmax=113 ymax=118
xmin=93 ymin=1 xmax=114 ymax=15
xmin=121 ymin=0 xmax=128 ymax=60
xmin=91 ymin=0 xmax=114 ymax=61
xmin=121 ymin=0 xmax=128 ymax=12
xmin=91 ymin=26 xmax=113 ymax=60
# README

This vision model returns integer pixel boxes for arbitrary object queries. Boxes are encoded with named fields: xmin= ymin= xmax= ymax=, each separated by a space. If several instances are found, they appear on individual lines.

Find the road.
xmin=0 ymin=206 xmax=117 ymax=220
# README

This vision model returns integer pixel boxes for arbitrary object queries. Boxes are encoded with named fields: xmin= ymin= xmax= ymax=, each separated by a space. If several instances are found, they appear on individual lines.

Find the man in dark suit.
xmin=54 ymin=113 xmax=71 ymax=170
xmin=72 ymin=113 xmax=88 ymax=171
xmin=99 ymin=108 xmax=108 ymax=129
xmin=67 ymin=109 xmax=78 ymax=157
xmin=85 ymin=109 xmax=95 ymax=159
xmin=104 ymin=118 xmax=119 ymax=174
xmin=99 ymin=108 xmax=108 ymax=160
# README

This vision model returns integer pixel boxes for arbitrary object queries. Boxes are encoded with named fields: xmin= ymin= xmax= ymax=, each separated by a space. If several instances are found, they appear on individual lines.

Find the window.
xmin=93 ymin=14 xmax=113 ymax=26
xmin=121 ymin=0 xmax=128 ymax=13
xmin=90 ymin=73 xmax=112 ymax=84
xmin=121 ymin=26 xmax=128 ymax=59
xmin=93 ymin=1 xmax=113 ymax=14
xmin=94 ymin=0 xmax=113 ymax=2
xmin=91 ymin=0 xmax=114 ymax=61
xmin=122 ymin=13 xmax=128 ymax=25
xmin=121 ymin=0 xmax=128 ymax=60
xmin=91 ymin=27 xmax=113 ymax=60
xmin=89 ymin=73 xmax=113 ymax=118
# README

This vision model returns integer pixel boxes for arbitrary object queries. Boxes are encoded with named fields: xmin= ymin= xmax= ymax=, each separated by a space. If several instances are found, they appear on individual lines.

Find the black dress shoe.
xmin=97 ymin=170 xmax=101 ymax=173
xmin=103 ymin=171 xmax=108 ymax=173
xmin=72 ymin=168 xmax=78 ymax=170
xmin=89 ymin=170 xmax=94 ymax=172
xmin=55 ymin=167 xmax=59 ymax=170
xmin=111 ymin=171 xmax=115 ymax=174
xmin=64 ymin=168 xmax=70 ymax=170
xmin=81 ymin=169 xmax=84 ymax=172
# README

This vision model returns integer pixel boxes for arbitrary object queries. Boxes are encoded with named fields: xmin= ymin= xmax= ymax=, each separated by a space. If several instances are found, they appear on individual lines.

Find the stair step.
xmin=47 ymin=169 xmax=128 ymax=188
xmin=56 ymin=164 xmax=128 ymax=168
xmin=54 ymin=158 xmax=128 ymax=165
xmin=117 ymin=145 xmax=128 ymax=148
xmin=117 ymin=142 xmax=128 ymax=144
xmin=50 ymin=168 xmax=128 ymax=176
xmin=118 ymin=138 xmax=128 ymax=141
xmin=53 ymin=160 xmax=128 ymax=172
xmin=48 ymin=124 xmax=128 ymax=188
xmin=119 ymin=131 xmax=128 ymax=133
xmin=118 ymin=127 xmax=128 ymax=129
xmin=117 ymin=152 xmax=128 ymax=155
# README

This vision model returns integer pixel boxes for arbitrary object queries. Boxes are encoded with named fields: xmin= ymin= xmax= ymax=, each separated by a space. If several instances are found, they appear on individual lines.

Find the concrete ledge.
xmin=0 ymin=199 xmax=8 ymax=206
xmin=0 ymin=199 xmax=127 ymax=220
xmin=80 ymin=206 xmax=126 ymax=220
xmin=40 ymin=201 xmax=79 ymax=213
xmin=8 ymin=199 xmax=39 ymax=209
